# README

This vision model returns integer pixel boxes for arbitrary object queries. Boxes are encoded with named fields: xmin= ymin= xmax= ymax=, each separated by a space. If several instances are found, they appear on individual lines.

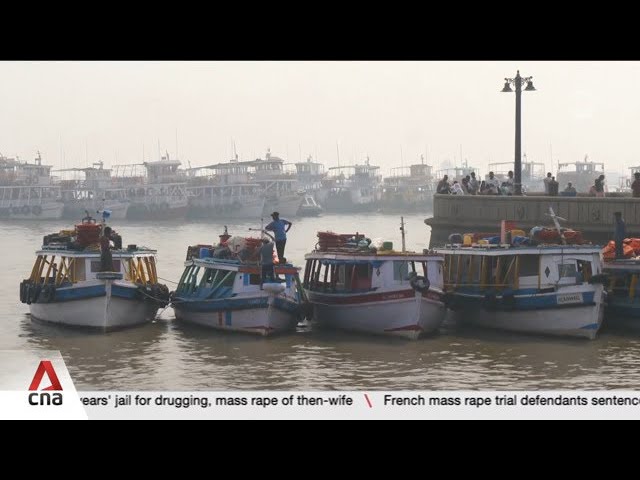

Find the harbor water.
xmin=2 ymin=213 xmax=640 ymax=390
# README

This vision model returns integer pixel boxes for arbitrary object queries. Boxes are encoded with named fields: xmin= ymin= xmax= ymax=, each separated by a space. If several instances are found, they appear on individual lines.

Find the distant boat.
xmin=382 ymin=162 xmax=435 ymax=212
xmin=0 ymin=152 xmax=64 ymax=220
xmin=322 ymin=160 xmax=382 ymax=213
xmin=556 ymin=156 xmax=605 ymax=194
xmin=297 ymin=193 xmax=322 ymax=216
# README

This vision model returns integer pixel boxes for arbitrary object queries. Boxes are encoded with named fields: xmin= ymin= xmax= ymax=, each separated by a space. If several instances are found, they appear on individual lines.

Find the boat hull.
xmin=448 ymin=285 xmax=606 ymax=339
xmin=307 ymin=289 xmax=446 ymax=339
xmin=264 ymin=196 xmax=303 ymax=218
xmin=127 ymin=203 xmax=188 ymax=220
xmin=0 ymin=201 xmax=64 ymax=220
xmin=187 ymin=198 xmax=265 ymax=219
xmin=29 ymin=282 xmax=159 ymax=330
xmin=604 ymin=299 xmax=640 ymax=330
xmin=62 ymin=201 xmax=130 ymax=220
xmin=174 ymin=295 xmax=299 ymax=336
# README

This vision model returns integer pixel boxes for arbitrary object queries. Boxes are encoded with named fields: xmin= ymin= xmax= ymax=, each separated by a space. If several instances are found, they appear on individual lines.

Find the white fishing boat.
xmin=19 ymin=214 xmax=170 ymax=330
xmin=57 ymin=162 xmax=130 ymax=220
xmin=321 ymin=160 xmax=382 ymax=213
xmin=0 ymin=152 xmax=64 ymax=220
xmin=185 ymin=161 xmax=265 ymax=219
xmin=435 ymin=215 xmax=606 ymax=339
xmin=303 ymin=220 xmax=446 ymax=339
xmin=382 ymin=159 xmax=436 ymax=212
xmin=172 ymin=233 xmax=305 ymax=336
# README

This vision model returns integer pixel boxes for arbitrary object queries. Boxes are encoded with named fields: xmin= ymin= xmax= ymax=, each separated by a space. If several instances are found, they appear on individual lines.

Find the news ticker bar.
xmin=70 ymin=391 xmax=640 ymax=420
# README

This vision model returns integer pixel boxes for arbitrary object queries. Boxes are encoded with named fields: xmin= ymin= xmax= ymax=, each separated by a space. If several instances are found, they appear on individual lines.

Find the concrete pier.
xmin=425 ymin=193 xmax=640 ymax=246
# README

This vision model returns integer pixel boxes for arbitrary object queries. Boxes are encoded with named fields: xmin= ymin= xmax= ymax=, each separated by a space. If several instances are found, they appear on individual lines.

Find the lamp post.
xmin=501 ymin=70 xmax=536 ymax=195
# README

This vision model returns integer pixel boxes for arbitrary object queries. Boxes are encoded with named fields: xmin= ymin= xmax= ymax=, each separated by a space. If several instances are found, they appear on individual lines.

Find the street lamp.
xmin=501 ymin=70 xmax=536 ymax=195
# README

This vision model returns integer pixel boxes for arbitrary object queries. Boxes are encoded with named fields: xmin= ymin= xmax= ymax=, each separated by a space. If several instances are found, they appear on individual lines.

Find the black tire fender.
xmin=410 ymin=275 xmax=431 ymax=293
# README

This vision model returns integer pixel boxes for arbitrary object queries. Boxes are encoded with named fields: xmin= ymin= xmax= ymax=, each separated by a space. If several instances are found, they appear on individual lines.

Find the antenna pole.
xmin=400 ymin=216 xmax=406 ymax=253
xmin=548 ymin=207 xmax=566 ymax=245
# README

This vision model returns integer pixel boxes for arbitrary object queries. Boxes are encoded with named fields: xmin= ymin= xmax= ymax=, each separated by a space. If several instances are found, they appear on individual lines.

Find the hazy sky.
xmin=1 ymin=61 xmax=639 ymax=178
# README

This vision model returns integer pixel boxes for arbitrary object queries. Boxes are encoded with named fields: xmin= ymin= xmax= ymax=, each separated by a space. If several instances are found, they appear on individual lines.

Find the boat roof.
xmin=603 ymin=259 xmax=640 ymax=271
xmin=189 ymin=257 xmax=300 ymax=273
xmin=435 ymin=244 xmax=601 ymax=256
xmin=305 ymin=251 xmax=443 ymax=262
xmin=36 ymin=247 xmax=157 ymax=257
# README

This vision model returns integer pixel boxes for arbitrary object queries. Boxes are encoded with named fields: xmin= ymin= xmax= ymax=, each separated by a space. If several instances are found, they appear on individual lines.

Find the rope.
xmin=157 ymin=276 xmax=179 ymax=285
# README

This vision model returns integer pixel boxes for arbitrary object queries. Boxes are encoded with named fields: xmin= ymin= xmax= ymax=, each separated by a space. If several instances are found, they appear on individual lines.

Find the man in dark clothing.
xmin=595 ymin=175 xmax=605 ymax=197
xmin=100 ymin=226 xmax=114 ymax=271
xmin=259 ymin=237 xmax=276 ymax=285
xmin=436 ymin=175 xmax=450 ymax=194
xmin=632 ymin=172 xmax=640 ymax=198
xmin=615 ymin=212 xmax=626 ymax=259
xmin=265 ymin=211 xmax=292 ymax=263
xmin=548 ymin=177 xmax=559 ymax=196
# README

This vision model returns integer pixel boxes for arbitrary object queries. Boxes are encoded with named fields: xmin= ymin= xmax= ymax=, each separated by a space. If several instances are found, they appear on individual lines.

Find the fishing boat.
xmin=172 ymin=230 xmax=306 ymax=336
xmin=485 ymin=156 xmax=546 ymax=193
xmin=185 ymin=160 xmax=265 ymax=219
xmin=297 ymin=194 xmax=323 ymax=216
xmin=381 ymin=159 xmax=436 ymax=212
xmin=0 ymin=152 xmax=64 ymax=220
xmin=556 ymin=156 xmax=605 ymax=194
xmin=321 ymin=160 xmax=382 ymax=213
xmin=57 ymin=161 xmax=130 ymax=220
xmin=600 ymin=238 xmax=640 ymax=329
xmin=303 ymin=219 xmax=447 ymax=339
xmin=435 ymin=213 xmax=606 ymax=339
xmin=18 ymin=213 xmax=170 ymax=330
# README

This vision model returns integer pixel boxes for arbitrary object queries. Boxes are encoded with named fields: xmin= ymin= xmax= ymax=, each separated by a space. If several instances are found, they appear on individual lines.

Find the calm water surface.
xmin=2 ymin=213 xmax=640 ymax=390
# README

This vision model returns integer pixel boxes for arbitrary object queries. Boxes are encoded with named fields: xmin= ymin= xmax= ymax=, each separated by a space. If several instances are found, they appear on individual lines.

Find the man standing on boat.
xmin=100 ymin=226 xmax=115 ymax=272
xmin=632 ymin=172 xmax=640 ymax=198
xmin=265 ymin=211 xmax=292 ymax=263
xmin=614 ymin=212 xmax=626 ymax=259
xmin=259 ymin=234 xmax=277 ymax=285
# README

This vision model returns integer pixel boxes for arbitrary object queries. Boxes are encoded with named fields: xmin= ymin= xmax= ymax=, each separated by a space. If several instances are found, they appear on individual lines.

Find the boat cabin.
xmin=438 ymin=245 xmax=602 ymax=292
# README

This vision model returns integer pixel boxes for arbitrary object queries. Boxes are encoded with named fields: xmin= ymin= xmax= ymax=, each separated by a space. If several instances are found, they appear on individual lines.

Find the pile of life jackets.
xmin=602 ymin=238 xmax=640 ymax=260
xmin=529 ymin=227 xmax=584 ymax=245
xmin=317 ymin=231 xmax=363 ymax=251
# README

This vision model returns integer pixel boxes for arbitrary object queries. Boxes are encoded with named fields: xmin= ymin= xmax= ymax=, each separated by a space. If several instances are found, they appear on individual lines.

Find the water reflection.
xmin=5 ymin=213 xmax=640 ymax=390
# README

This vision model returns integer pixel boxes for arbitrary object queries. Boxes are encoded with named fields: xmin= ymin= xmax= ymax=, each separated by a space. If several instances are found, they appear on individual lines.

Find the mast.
xmin=400 ymin=216 xmax=406 ymax=253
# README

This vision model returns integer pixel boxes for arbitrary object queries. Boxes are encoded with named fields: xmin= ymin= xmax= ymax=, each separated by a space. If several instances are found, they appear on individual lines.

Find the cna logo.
xmin=28 ymin=360 xmax=63 ymax=406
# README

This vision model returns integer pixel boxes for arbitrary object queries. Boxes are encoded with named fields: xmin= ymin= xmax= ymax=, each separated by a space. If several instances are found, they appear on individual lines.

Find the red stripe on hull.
xmin=307 ymin=289 xmax=416 ymax=305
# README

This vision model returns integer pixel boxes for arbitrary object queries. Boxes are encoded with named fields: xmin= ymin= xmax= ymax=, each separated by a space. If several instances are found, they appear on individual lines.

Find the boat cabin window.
xmin=393 ymin=261 xmax=410 ymax=281
xmin=576 ymin=260 xmax=592 ymax=282
xmin=518 ymin=255 xmax=539 ymax=277
xmin=351 ymin=264 xmax=372 ymax=290
xmin=201 ymin=268 xmax=236 ymax=289
xmin=445 ymin=254 xmax=522 ymax=289
xmin=305 ymin=260 xmax=372 ymax=292
xmin=559 ymin=263 xmax=577 ymax=279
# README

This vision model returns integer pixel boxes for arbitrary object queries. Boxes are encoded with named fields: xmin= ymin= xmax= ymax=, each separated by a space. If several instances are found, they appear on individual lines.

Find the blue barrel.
xmin=199 ymin=247 xmax=211 ymax=258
